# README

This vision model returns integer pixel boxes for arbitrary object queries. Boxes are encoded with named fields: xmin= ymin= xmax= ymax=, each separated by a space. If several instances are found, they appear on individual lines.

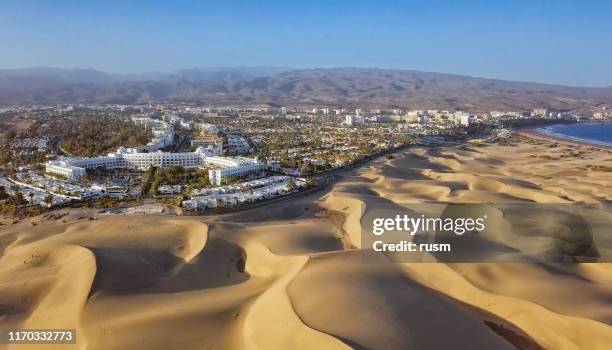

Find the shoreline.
xmin=516 ymin=129 xmax=612 ymax=151
xmin=3 ymin=120 xmax=612 ymax=350
xmin=8 ymin=129 xmax=610 ymax=220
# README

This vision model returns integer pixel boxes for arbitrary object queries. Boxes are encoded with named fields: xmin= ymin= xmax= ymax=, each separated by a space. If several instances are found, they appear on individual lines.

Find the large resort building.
xmin=131 ymin=116 xmax=175 ymax=151
xmin=46 ymin=146 xmax=262 ymax=185
xmin=191 ymin=134 xmax=224 ymax=155
xmin=45 ymin=116 xmax=263 ymax=185
xmin=207 ymin=156 xmax=263 ymax=185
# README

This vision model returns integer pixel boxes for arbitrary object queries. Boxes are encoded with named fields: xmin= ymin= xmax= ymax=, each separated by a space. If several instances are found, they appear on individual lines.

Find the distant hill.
xmin=169 ymin=66 xmax=292 ymax=84
xmin=0 ymin=67 xmax=610 ymax=112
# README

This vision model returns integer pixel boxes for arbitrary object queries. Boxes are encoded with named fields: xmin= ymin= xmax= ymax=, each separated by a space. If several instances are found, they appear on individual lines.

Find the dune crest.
xmin=0 ymin=137 xmax=611 ymax=349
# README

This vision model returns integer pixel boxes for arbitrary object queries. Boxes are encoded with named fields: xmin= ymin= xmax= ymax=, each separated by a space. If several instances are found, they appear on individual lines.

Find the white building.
xmin=191 ymin=134 xmax=223 ymax=155
xmin=345 ymin=115 xmax=364 ymax=126
xmin=46 ymin=147 xmax=210 ymax=180
xmin=158 ymin=185 xmax=182 ymax=195
xmin=225 ymin=134 xmax=252 ymax=154
xmin=200 ymin=123 xmax=219 ymax=135
xmin=46 ymin=147 xmax=262 ymax=186
xmin=45 ymin=115 xmax=262 ymax=186
xmin=183 ymin=176 xmax=305 ymax=210
xmin=262 ymin=107 xmax=283 ymax=114
xmin=180 ymin=120 xmax=194 ymax=129
xmin=454 ymin=112 xmax=472 ymax=126
xmin=366 ymin=115 xmax=387 ymax=123
xmin=206 ymin=156 xmax=263 ymax=185
xmin=45 ymin=160 xmax=86 ymax=180
xmin=131 ymin=116 xmax=175 ymax=151
xmin=532 ymin=108 xmax=548 ymax=117
xmin=417 ymin=115 xmax=429 ymax=124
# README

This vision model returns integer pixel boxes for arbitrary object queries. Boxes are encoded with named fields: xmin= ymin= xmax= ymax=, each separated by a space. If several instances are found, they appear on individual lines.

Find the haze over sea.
xmin=538 ymin=122 xmax=612 ymax=147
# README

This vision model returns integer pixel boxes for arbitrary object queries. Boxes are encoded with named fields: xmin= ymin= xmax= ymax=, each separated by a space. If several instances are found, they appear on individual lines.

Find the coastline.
xmin=2 ymin=127 xmax=611 ymax=349
xmin=517 ymin=128 xmax=612 ymax=151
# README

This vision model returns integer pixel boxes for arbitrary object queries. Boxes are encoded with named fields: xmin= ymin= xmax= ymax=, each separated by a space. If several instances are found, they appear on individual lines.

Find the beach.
xmin=1 ymin=136 xmax=611 ymax=350
xmin=518 ymin=128 xmax=612 ymax=151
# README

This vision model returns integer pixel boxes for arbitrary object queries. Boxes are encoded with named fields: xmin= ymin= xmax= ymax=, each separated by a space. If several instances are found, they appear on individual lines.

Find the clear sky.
xmin=0 ymin=0 xmax=611 ymax=86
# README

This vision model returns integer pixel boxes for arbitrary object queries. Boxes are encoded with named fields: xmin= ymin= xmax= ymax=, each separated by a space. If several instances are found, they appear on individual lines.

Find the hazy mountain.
xmin=217 ymin=68 xmax=612 ymax=112
xmin=170 ymin=66 xmax=291 ymax=84
xmin=0 ymin=67 xmax=116 ymax=84
xmin=0 ymin=66 xmax=289 ymax=106
xmin=0 ymin=67 xmax=611 ymax=112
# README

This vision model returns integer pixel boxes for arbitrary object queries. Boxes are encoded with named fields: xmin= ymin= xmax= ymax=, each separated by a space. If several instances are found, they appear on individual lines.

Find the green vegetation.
xmin=68 ymin=196 xmax=140 ymax=209
xmin=79 ymin=167 xmax=140 ymax=189
xmin=149 ymin=166 xmax=210 ymax=195
xmin=141 ymin=166 xmax=158 ymax=195
xmin=251 ymin=118 xmax=412 ymax=175
xmin=0 ymin=203 xmax=47 ymax=218
xmin=0 ymin=185 xmax=48 ymax=218
xmin=0 ymin=186 xmax=9 ymax=201
xmin=56 ymin=116 xmax=152 ymax=157
xmin=43 ymin=193 xmax=54 ymax=205
xmin=46 ymin=172 xmax=69 ymax=181
xmin=219 ymin=175 xmax=250 ymax=186
xmin=286 ymin=177 xmax=297 ymax=192
xmin=498 ymin=138 xmax=517 ymax=146
xmin=586 ymin=164 xmax=612 ymax=172
xmin=0 ymin=146 xmax=48 ymax=168
xmin=10 ymin=185 xmax=26 ymax=207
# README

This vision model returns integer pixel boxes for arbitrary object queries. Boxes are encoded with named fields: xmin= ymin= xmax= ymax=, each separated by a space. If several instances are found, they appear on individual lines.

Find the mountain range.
xmin=1 ymin=67 xmax=611 ymax=112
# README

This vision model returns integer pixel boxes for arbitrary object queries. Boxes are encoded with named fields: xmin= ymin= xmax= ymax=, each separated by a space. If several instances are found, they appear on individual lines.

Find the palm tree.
xmin=11 ymin=186 xmax=25 ymax=207
xmin=0 ymin=186 xmax=8 ymax=201
xmin=44 ymin=194 xmax=54 ymax=206
xmin=286 ymin=178 xmax=297 ymax=192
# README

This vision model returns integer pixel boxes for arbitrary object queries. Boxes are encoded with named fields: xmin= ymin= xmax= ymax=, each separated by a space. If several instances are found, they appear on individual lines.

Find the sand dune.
xmin=289 ymin=251 xmax=537 ymax=350
xmin=0 ymin=136 xmax=611 ymax=349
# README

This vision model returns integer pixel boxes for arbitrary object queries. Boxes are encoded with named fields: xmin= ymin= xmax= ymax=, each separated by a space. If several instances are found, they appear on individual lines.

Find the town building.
xmin=345 ymin=115 xmax=364 ymax=126
xmin=206 ymin=156 xmax=263 ymax=185
xmin=532 ymin=108 xmax=548 ymax=117
xmin=191 ymin=134 xmax=224 ymax=155
xmin=45 ymin=147 xmax=261 ymax=185
xmin=200 ymin=123 xmax=220 ymax=135
xmin=454 ymin=111 xmax=473 ymax=126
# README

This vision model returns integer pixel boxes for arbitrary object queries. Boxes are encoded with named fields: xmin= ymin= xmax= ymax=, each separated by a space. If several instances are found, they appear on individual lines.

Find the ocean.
xmin=537 ymin=122 xmax=612 ymax=147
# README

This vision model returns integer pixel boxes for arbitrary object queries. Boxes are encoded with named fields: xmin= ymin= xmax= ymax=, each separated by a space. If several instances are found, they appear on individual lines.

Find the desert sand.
xmin=1 ymin=135 xmax=611 ymax=350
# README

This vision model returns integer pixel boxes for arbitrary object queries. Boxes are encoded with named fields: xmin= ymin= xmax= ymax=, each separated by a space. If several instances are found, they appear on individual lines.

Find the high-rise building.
xmin=532 ymin=108 xmax=548 ymax=117
xmin=345 ymin=115 xmax=364 ymax=126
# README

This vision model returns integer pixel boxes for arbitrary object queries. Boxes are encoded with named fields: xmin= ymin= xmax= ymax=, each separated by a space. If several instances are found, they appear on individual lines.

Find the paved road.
xmin=184 ymin=144 xmax=413 ymax=216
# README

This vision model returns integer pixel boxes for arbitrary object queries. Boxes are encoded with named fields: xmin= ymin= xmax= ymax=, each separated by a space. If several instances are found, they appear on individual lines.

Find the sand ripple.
xmin=0 ymin=138 xmax=611 ymax=349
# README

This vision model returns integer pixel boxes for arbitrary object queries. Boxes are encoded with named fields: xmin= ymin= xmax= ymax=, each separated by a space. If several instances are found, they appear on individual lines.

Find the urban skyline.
xmin=0 ymin=3 xmax=611 ymax=349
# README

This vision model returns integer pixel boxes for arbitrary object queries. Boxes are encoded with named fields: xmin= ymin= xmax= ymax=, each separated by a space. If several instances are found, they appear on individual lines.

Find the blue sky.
xmin=0 ymin=0 xmax=611 ymax=86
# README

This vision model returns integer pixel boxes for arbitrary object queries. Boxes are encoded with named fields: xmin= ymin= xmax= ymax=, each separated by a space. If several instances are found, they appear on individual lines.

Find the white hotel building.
xmin=46 ymin=115 xmax=262 ymax=185
xmin=207 ymin=157 xmax=264 ymax=186
xmin=131 ymin=116 xmax=175 ymax=151
xmin=345 ymin=115 xmax=363 ymax=126
xmin=46 ymin=147 xmax=262 ymax=185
